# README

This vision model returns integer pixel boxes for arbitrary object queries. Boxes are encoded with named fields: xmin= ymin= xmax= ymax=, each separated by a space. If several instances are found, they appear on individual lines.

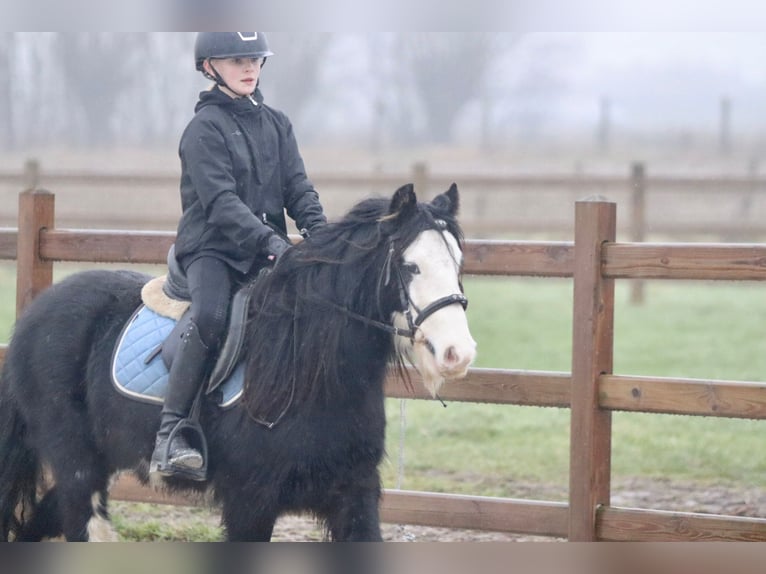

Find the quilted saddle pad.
xmin=111 ymin=305 xmax=244 ymax=408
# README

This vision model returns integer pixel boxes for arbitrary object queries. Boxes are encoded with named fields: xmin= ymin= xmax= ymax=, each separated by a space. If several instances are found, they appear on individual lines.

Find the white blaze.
xmin=394 ymin=229 xmax=476 ymax=396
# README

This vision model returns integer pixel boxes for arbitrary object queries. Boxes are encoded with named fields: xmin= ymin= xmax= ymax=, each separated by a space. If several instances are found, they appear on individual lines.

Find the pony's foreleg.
xmin=326 ymin=488 xmax=383 ymax=542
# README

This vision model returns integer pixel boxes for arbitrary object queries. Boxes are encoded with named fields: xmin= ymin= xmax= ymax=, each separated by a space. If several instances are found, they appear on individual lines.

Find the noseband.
xmin=328 ymin=229 xmax=468 ymax=342
xmin=387 ymin=251 xmax=468 ymax=341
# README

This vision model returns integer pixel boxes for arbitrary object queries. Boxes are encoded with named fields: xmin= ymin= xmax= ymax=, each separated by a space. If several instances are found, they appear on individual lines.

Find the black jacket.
xmin=174 ymin=86 xmax=326 ymax=273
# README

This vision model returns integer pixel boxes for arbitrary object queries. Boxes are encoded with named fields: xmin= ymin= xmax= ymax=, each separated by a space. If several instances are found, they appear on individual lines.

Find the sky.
xmin=4 ymin=31 xmax=766 ymax=152
xmin=489 ymin=33 xmax=766 ymax=138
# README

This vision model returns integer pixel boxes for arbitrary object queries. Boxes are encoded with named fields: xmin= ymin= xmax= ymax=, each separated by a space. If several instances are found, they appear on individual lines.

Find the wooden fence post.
xmin=630 ymin=162 xmax=646 ymax=304
xmin=16 ymin=189 xmax=54 ymax=316
xmin=569 ymin=196 xmax=616 ymax=541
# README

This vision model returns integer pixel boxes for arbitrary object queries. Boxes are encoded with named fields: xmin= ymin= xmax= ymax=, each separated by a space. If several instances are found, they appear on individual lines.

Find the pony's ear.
xmin=388 ymin=183 xmax=418 ymax=220
xmin=430 ymin=182 xmax=459 ymax=217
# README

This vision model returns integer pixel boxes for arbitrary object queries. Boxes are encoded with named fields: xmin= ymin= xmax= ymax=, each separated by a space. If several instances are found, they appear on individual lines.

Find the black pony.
xmin=0 ymin=184 xmax=475 ymax=541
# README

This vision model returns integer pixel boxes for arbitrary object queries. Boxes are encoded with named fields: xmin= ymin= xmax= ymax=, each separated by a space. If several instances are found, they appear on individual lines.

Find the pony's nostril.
xmin=444 ymin=345 xmax=458 ymax=365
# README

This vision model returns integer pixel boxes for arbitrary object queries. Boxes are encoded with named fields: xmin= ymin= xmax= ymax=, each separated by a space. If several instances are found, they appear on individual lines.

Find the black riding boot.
xmin=150 ymin=320 xmax=210 ymax=481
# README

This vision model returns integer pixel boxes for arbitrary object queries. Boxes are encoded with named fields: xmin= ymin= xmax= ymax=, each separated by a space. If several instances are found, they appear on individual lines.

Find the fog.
xmin=1 ymin=32 xmax=765 ymax=156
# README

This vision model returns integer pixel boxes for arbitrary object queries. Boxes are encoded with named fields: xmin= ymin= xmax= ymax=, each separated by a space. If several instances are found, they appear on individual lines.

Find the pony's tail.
xmin=0 ymin=385 xmax=40 ymax=541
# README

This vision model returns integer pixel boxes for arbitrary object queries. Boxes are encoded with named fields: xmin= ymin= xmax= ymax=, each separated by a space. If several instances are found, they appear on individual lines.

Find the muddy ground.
xmin=111 ymin=477 xmax=766 ymax=542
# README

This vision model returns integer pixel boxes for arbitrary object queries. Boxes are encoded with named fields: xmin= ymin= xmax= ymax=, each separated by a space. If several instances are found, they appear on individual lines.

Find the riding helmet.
xmin=194 ymin=32 xmax=274 ymax=71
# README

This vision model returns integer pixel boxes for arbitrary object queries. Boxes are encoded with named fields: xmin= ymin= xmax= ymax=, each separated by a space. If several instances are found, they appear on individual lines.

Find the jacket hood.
xmin=195 ymin=86 xmax=265 ymax=114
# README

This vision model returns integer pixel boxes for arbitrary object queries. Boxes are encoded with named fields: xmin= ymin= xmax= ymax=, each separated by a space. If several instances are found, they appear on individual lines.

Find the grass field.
xmin=1 ymin=262 xmax=765 ymax=501
xmin=384 ymin=276 xmax=766 ymax=499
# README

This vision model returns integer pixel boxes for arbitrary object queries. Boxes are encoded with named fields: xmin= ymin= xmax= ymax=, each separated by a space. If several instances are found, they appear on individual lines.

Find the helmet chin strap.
xmin=205 ymin=60 xmax=236 ymax=95
xmin=204 ymin=59 xmax=262 ymax=100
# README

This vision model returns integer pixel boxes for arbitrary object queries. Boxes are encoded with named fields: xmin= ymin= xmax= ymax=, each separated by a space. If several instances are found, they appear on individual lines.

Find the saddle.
xmin=156 ymin=245 xmax=259 ymax=395
xmin=111 ymin=246 xmax=262 ymax=407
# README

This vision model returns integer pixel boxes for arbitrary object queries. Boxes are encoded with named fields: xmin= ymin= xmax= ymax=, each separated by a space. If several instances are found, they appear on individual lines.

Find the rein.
xmin=314 ymin=233 xmax=468 ymax=343
xmin=247 ymin=222 xmax=467 ymax=428
xmin=312 ymin=296 xmax=419 ymax=339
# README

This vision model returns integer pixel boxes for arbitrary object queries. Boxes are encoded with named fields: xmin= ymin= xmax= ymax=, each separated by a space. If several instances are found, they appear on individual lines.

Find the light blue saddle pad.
xmin=111 ymin=305 xmax=244 ymax=408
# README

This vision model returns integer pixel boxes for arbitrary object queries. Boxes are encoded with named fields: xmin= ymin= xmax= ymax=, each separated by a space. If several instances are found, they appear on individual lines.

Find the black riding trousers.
xmin=184 ymin=256 xmax=235 ymax=350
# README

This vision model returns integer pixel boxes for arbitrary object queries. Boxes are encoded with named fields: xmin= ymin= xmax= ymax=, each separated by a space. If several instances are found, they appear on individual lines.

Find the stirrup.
xmin=150 ymin=419 xmax=209 ymax=482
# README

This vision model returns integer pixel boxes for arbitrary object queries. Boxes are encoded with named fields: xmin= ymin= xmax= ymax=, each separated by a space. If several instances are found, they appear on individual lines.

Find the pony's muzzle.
xmin=435 ymin=339 xmax=476 ymax=379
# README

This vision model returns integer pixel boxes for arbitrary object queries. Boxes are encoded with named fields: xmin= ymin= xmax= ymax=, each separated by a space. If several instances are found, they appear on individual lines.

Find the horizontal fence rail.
xmin=600 ymin=375 xmax=766 ymax=419
xmin=1 ymin=187 xmax=766 ymax=542
xmin=603 ymin=243 xmax=766 ymax=280
xmin=597 ymin=507 xmax=766 ymax=542
xmin=2 ymin=167 xmax=765 ymax=192
xmin=4 ymin=160 xmax=766 ymax=240
xmin=0 ymin=228 xmax=16 ymax=260
xmin=385 ymin=368 xmax=572 ymax=408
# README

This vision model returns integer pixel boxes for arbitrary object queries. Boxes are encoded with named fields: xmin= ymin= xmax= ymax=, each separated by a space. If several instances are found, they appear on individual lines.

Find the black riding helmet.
xmin=195 ymin=33 xmax=274 ymax=93
xmin=195 ymin=32 xmax=274 ymax=71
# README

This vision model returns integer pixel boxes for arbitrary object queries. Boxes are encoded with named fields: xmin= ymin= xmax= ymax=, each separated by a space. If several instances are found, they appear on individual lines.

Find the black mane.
xmin=241 ymin=191 xmax=463 ymax=423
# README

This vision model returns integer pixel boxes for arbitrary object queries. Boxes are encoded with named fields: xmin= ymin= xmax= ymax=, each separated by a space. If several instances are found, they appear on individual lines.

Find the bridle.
xmin=385 ymin=242 xmax=468 ymax=342
xmin=251 ymin=222 xmax=467 ymax=427
xmin=317 ymin=224 xmax=468 ymax=343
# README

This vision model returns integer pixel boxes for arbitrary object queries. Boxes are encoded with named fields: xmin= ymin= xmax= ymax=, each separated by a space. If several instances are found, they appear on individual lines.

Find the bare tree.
xmin=55 ymin=33 xmax=147 ymax=146
xmin=397 ymin=33 xmax=517 ymax=144
xmin=258 ymin=33 xmax=333 ymax=120
xmin=128 ymin=32 xmax=197 ymax=146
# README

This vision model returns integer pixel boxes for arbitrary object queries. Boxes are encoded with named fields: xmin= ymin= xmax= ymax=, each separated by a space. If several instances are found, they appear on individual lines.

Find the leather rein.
xmin=250 ymin=223 xmax=467 ymax=428
xmin=316 ymin=227 xmax=468 ymax=343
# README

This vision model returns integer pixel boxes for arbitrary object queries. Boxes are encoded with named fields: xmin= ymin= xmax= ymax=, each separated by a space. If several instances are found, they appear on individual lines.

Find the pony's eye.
xmin=403 ymin=263 xmax=420 ymax=275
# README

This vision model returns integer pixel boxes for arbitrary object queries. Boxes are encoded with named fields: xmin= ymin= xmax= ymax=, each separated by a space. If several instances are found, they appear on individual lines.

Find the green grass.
xmin=383 ymin=277 xmax=766 ymax=497
xmin=113 ymin=514 xmax=222 ymax=542
xmin=1 ymin=266 xmax=766 ymax=501
xmin=0 ymin=263 xmax=15 ymax=343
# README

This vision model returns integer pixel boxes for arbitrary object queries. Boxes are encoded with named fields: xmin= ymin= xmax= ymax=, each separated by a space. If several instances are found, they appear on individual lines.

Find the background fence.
xmin=2 ymin=159 xmax=766 ymax=242
xmin=1 ymin=188 xmax=766 ymax=541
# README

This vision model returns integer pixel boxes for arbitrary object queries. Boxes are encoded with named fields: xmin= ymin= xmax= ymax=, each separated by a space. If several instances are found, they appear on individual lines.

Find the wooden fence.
xmin=2 ymin=159 xmax=766 ymax=241
xmin=2 ymin=188 xmax=766 ymax=541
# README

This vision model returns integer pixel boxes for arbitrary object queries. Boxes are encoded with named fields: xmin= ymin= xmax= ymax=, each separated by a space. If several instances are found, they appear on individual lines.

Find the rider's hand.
xmin=266 ymin=234 xmax=291 ymax=263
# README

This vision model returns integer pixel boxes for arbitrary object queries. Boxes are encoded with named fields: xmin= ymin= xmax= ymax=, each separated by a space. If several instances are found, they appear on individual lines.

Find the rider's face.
xmin=204 ymin=56 xmax=263 ymax=98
